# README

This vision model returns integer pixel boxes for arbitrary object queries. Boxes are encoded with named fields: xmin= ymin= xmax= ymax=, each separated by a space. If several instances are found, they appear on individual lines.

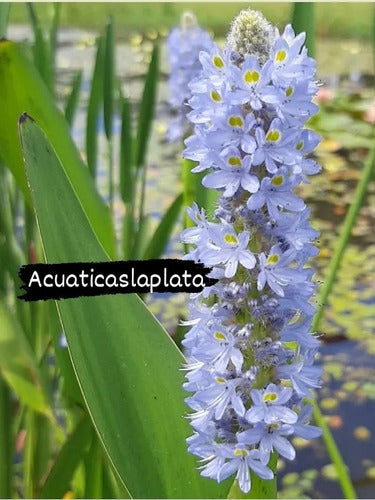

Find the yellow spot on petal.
xmin=275 ymin=49 xmax=287 ymax=62
xmin=244 ymin=70 xmax=260 ymax=84
xmin=213 ymin=56 xmax=224 ymax=68
xmin=234 ymin=448 xmax=249 ymax=457
xmin=228 ymin=156 xmax=242 ymax=167
xmin=215 ymin=377 xmax=226 ymax=384
xmin=214 ymin=331 xmax=227 ymax=341
xmin=271 ymin=175 xmax=284 ymax=186
xmin=285 ymin=86 xmax=293 ymax=97
xmin=210 ymin=90 xmax=222 ymax=102
xmin=228 ymin=115 xmax=244 ymax=128
xmin=296 ymin=140 xmax=304 ymax=150
xmin=263 ymin=392 xmax=278 ymax=402
xmin=224 ymin=234 xmax=238 ymax=244
xmin=267 ymin=254 xmax=279 ymax=265
xmin=266 ymin=130 xmax=281 ymax=142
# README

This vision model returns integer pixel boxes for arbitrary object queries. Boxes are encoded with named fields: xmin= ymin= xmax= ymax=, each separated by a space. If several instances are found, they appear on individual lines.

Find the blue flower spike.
xmin=180 ymin=8 xmax=322 ymax=494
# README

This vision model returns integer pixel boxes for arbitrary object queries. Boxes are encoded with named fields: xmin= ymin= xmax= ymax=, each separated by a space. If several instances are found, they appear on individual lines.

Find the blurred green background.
xmin=8 ymin=2 xmax=374 ymax=40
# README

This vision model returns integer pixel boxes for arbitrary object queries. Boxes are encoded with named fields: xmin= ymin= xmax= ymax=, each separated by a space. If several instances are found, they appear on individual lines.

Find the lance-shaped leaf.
xmin=40 ymin=415 xmax=93 ymax=499
xmin=0 ymin=301 xmax=53 ymax=419
xmin=0 ymin=40 xmax=116 ymax=259
xmin=19 ymin=115 xmax=229 ymax=498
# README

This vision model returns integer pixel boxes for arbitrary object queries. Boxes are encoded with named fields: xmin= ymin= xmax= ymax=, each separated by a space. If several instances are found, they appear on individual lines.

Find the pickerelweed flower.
xmin=181 ymin=9 xmax=322 ymax=494
xmin=166 ymin=12 xmax=214 ymax=142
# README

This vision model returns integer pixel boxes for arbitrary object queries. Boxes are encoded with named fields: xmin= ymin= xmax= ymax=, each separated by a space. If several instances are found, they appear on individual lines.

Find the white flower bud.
xmin=181 ymin=11 xmax=197 ymax=32
xmin=226 ymin=9 xmax=275 ymax=64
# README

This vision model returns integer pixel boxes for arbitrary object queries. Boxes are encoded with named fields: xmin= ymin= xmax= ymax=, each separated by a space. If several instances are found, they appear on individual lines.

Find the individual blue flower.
xmin=247 ymin=168 xmax=305 ymax=220
xmin=218 ymin=445 xmax=273 ymax=493
xmin=245 ymin=383 xmax=298 ymax=424
xmin=229 ymin=57 xmax=281 ymax=110
xmin=201 ymin=223 xmax=256 ymax=278
xmin=252 ymin=118 xmax=299 ymax=173
xmin=294 ymin=404 xmax=322 ymax=440
xmin=202 ymin=148 xmax=259 ymax=196
xmin=239 ymin=421 xmax=296 ymax=462
xmin=257 ymin=245 xmax=307 ymax=296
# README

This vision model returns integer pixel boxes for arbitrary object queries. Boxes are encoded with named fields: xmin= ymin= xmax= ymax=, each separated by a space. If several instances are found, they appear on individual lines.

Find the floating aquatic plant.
xmin=181 ymin=9 xmax=323 ymax=493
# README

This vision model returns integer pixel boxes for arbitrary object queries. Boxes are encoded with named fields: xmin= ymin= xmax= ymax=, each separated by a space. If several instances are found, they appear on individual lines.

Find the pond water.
xmin=8 ymin=24 xmax=375 ymax=499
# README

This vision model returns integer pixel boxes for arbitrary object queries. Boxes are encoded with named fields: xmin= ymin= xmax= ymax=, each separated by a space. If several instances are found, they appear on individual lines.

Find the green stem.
xmin=310 ymin=141 xmax=375 ymax=500
xmin=312 ymin=143 xmax=375 ymax=331
xmin=312 ymin=403 xmax=356 ymax=499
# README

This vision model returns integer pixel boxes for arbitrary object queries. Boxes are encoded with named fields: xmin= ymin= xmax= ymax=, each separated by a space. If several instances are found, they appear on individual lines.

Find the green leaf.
xmin=143 ymin=193 xmax=183 ymax=260
xmin=121 ymin=205 xmax=135 ymax=260
xmin=0 ymin=379 xmax=12 ymax=498
xmin=0 ymin=3 xmax=10 ymax=38
xmin=86 ymin=36 xmax=104 ymax=178
xmin=103 ymin=15 xmax=114 ymax=141
xmin=0 ymin=40 xmax=116 ymax=258
xmin=49 ymin=302 xmax=84 ymax=407
xmin=135 ymin=44 xmax=159 ymax=168
xmin=65 ymin=70 xmax=83 ymax=128
xmin=291 ymin=2 xmax=315 ymax=57
xmin=27 ymin=3 xmax=54 ymax=94
xmin=19 ymin=115 xmax=229 ymax=498
xmin=0 ymin=301 xmax=52 ymax=419
xmin=119 ymin=96 xmax=134 ymax=204
xmin=48 ymin=3 xmax=61 ymax=64
xmin=40 ymin=416 xmax=93 ymax=499
xmin=131 ymin=214 xmax=151 ymax=260
xmin=84 ymin=434 xmax=104 ymax=499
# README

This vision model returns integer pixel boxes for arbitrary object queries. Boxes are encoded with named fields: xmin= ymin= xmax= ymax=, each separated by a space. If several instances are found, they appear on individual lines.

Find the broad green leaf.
xmin=0 ymin=301 xmax=52 ymax=419
xmin=0 ymin=40 xmax=116 ymax=258
xmin=49 ymin=301 xmax=84 ymax=407
xmin=40 ymin=416 xmax=93 ymax=499
xmin=65 ymin=70 xmax=83 ymax=128
xmin=102 ymin=458 xmax=131 ymax=499
xmin=143 ymin=193 xmax=183 ymax=260
xmin=86 ymin=36 xmax=104 ymax=178
xmin=20 ymin=116 xmax=229 ymax=498
xmin=291 ymin=2 xmax=315 ymax=57
xmin=135 ymin=44 xmax=159 ymax=168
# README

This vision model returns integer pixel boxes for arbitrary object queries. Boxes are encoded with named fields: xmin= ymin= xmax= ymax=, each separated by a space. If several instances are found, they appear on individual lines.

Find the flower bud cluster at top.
xmin=180 ymin=9 xmax=323 ymax=493
xmin=166 ymin=12 xmax=214 ymax=142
